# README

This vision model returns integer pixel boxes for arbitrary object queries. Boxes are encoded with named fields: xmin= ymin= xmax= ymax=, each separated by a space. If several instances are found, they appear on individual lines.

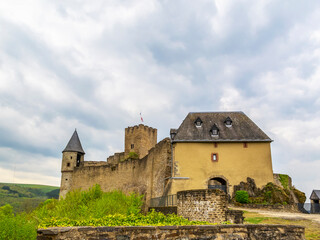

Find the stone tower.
xmin=60 ymin=130 xmax=85 ymax=199
xmin=125 ymin=124 xmax=157 ymax=159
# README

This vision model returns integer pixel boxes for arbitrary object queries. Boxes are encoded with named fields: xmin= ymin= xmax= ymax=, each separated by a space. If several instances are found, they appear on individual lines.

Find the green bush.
xmin=235 ymin=190 xmax=249 ymax=203
xmin=38 ymin=210 xmax=214 ymax=228
xmin=278 ymin=174 xmax=289 ymax=189
xmin=0 ymin=204 xmax=37 ymax=240
xmin=292 ymin=187 xmax=306 ymax=203
xmin=33 ymin=184 xmax=143 ymax=221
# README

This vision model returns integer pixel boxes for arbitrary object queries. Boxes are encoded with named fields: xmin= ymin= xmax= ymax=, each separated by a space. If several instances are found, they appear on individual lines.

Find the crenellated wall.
xmin=67 ymin=138 xmax=171 ymax=205
xmin=125 ymin=124 xmax=157 ymax=159
xmin=106 ymin=152 xmax=125 ymax=165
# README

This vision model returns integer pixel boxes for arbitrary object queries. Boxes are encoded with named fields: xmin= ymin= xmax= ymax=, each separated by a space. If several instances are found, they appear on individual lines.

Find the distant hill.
xmin=0 ymin=182 xmax=60 ymax=213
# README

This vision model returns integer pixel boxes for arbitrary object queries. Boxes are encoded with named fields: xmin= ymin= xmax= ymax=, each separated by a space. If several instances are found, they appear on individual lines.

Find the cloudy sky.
xmin=0 ymin=0 xmax=320 ymax=199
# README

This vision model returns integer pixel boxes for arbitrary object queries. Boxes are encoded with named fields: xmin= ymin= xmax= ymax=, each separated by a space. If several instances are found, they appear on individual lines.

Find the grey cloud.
xmin=0 ymin=0 xmax=319 ymax=197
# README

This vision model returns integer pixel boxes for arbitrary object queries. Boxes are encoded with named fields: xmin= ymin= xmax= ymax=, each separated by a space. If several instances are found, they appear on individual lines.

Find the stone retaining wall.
xmin=177 ymin=189 xmax=227 ymax=223
xmin=37 ymin=225 xmax=305 ymax=240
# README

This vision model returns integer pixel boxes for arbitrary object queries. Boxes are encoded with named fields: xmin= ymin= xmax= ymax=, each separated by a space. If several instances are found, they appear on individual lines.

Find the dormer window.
xmin=210 ymin=124 xmax=219 ymax=136
xmin=224 ymin=117 xmax=232 ymax=127
xmin=194 ymin=117 xmax=203 ymax=128
xmin=170 ymin=129 xmax=177 ymax=140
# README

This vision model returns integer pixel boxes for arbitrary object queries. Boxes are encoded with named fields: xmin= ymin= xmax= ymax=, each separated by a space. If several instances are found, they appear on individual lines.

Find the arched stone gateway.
xmin=208 ymin=176 xmax=228 ymax=193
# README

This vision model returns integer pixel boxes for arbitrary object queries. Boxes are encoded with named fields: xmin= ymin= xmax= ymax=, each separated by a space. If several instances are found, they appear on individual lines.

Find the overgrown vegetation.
xmin=0 ymin=204 xmax=37 ymax=240
xmin=278 ymin=174 xmax=289 ymax=189
xmin=0 ymin=185 xmax=212 ymax=240
xmin=33 ymin=185 xmax=143 ymax=220
xmin=235 ymin=190 xmax=249 ymax=203
xmin=292 ymin=187 xmax=307 ymax=203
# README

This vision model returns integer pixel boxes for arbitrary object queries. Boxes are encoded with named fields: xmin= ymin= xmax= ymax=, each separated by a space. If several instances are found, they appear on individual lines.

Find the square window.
xmin=214 ymin=143 xmax=218 ymax=148
xmin=211 ymin=153 xmax=218 ymax=162
xmin=67 ymin=162 xmax=70 ymax=167
xmin=243 ymin=142 xmax=248 ymax=148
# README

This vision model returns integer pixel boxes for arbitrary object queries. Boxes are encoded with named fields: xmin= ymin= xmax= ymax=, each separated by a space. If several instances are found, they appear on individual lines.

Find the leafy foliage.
xmin=278 ymin=174 xmax=289 ymax=189
xmin=261 ymin=182 xmax=291 ymax=204
xmin=33 ymin=185 xmax=143 ymax=221
xmin=0 ymin=204 xmax=37 ymax=240
xmin=292 ymin=187 xmax=306 ymax=203
xmin=124 ymin=151 xmax=139 ymax=160
xmin=0 ymin=185 xmax=220 ymax=239
xmin=235 ymin=190 xmax=249 ymax=203
xmin=38 ymin=210 xmax=213 ymax=228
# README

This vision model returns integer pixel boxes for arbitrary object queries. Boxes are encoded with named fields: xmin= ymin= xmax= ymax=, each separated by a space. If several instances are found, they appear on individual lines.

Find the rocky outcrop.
xmin=232 ymin=177 xmax=306 ymax=205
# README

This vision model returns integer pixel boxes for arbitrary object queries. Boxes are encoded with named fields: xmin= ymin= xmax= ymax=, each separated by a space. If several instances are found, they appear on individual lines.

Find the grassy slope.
xmin=244 ymin=211 xmax=320 ymax=240
xmin=0 ymin=182 xmax=60 ymax=213
xmin=12 ymin=184 xmax=58 ymax=193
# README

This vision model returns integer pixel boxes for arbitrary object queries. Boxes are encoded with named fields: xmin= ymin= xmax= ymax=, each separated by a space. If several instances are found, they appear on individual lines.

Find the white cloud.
xmin=0 ymin=0 xmax=320 ymax=198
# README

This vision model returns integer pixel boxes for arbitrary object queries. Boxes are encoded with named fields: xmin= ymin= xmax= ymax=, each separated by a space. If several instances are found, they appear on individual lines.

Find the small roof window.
xmin=170 ymin=129 xmax=177 ymax=140
xmin=224 ymin=117 xmax=232 ymax=127
xmin=210 ymin=124 xmax=219 ymax=136
xmin=194 ymin=117 xmax=203 ymax=127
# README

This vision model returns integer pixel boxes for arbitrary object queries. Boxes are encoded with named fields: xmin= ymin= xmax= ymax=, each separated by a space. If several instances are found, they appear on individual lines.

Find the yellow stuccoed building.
xmin=59 ymin=111 xmax=275 ymax=204
xmin=169 ymin=112 xmax=274 ymax=196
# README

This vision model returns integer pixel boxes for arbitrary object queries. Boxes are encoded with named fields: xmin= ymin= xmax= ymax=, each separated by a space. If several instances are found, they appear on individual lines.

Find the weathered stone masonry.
xmin=177 ymin=189 xmax=227 ymax=223
xmin=37 ymin=225 xmax=305 ymax=240
xmin=68 ymin=138 xmax=171 ymax=205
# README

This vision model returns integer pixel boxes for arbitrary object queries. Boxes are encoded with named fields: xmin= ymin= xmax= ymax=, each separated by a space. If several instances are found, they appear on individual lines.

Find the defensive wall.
xmin=151 ymin=189 xmax=244 ymax=224
xmin=124 ymin=124 xmax=157 ymax=159
xmin=68 ymin=138 xmax=171 ymax=205
xmin=37 ymin=225 xmax=305 ymax=240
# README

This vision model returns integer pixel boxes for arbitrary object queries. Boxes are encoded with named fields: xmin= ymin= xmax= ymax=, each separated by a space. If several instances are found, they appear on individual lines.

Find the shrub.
xmin=0 ymin=204 xmax=37 ymax=240
xmin=128 ymin=152 xmax=139 ymax=159
xmin=261 ymin=182 xmax=290 ymax=204
xmin=292 ymin=187 xmax=306 ymax=203
xmin=278 ymin=174 xmax=289 ymax=189
xmin=235 ymin=190 xmax=249 ymax=203
xmin=38 ymin=210 xmax=213 ymax=228
xmin=33 ymin=184 xmax=144 ymax=221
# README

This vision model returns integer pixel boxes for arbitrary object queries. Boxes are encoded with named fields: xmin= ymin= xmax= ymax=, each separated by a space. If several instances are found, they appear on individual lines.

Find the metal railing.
xmin=149 ymin=195 xmax=177 ymax=207
xmin=208 ymin=184 xmax=227 ymax=193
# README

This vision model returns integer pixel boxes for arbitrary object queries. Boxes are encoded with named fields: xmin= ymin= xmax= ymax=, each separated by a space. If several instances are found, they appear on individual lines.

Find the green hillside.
xmin=0 ymin=182 xmax=60 ymax=213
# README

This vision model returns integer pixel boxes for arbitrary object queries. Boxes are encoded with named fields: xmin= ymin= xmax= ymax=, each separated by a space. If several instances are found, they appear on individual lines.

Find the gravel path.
xmin=232 ymin=207 xmax=320 ymax=223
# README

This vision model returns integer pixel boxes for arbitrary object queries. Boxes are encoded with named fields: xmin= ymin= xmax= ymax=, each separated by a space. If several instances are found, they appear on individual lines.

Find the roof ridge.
xmin=188 ymin=111 xmax=244 ymax=114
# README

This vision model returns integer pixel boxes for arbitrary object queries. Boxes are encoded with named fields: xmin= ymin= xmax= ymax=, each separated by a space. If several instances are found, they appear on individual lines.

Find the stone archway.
xmin=207 ymin=176 xmax=228 ymax=193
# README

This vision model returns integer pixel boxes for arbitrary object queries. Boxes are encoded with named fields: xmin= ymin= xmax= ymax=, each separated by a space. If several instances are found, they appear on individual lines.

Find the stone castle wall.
xmin=106 ymin=152 xmax=125 ymax=165
xmin=37 ymin=225 xmax=305 ymax=240
xmin=125 ymin=124 xmax=157 ymax=159
xmin=177 ymin=189 xmax=227 ymax=223
xmin=68 ymin=138 xmax=171 ymax=204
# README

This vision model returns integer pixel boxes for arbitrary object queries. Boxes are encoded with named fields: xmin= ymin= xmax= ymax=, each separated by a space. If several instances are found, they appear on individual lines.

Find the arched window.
xmin=208 ymin=177 xmax=227 ymax=193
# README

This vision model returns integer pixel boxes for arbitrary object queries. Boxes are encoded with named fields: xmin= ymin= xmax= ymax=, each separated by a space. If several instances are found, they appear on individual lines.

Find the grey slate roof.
xmin=310 ymin=190 xmax=320 ymax=200
xmin=171 ymin=112 xmax=272 ymax=142
xmin=62 ymin=130 xmax=85 ymax=154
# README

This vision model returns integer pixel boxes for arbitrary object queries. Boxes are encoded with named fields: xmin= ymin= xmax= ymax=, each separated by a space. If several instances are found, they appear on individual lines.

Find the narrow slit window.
xmin=211 ymin=153 xmax=218 ymax=162
xmin=131 ymin=144 xmax=134 ymax=149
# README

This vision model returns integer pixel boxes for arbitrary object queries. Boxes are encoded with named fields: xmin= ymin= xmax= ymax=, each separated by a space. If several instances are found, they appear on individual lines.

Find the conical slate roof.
xmin=62 ymin=130 xmax=85 ymax=154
